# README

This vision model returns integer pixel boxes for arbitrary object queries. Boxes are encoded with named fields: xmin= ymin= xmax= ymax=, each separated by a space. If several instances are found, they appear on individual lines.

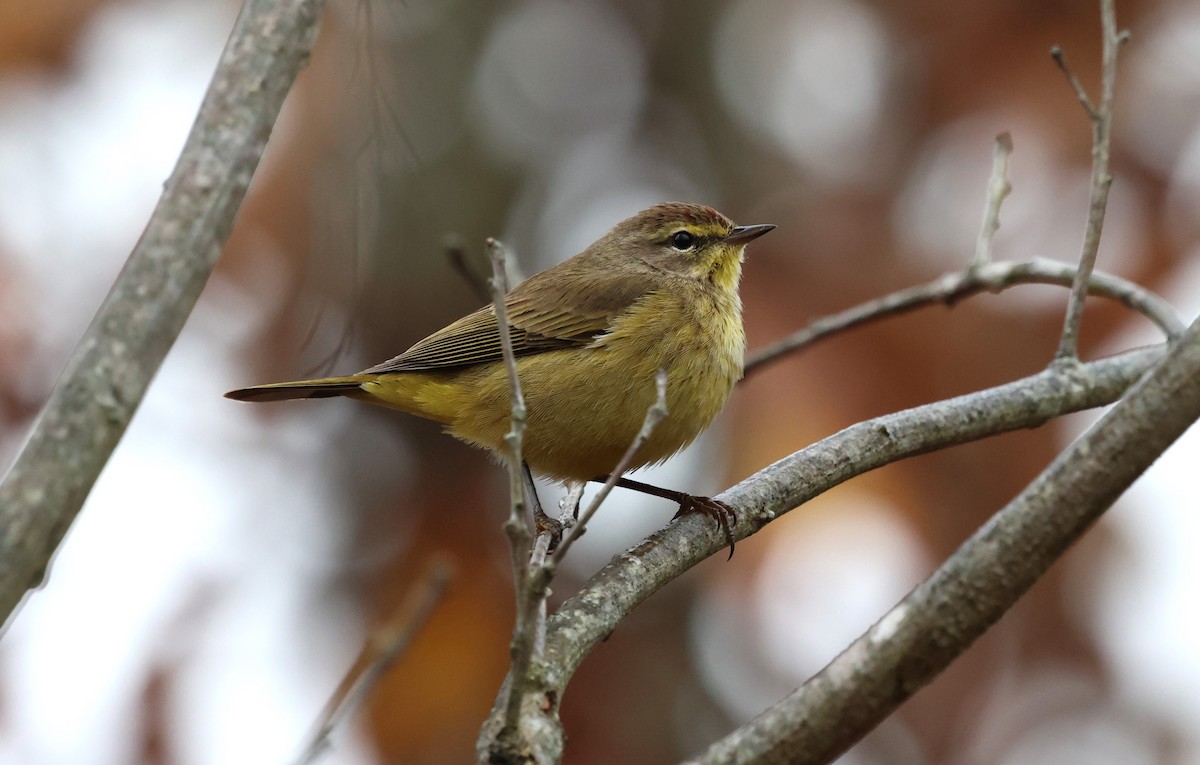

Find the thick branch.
xmin=691 ymin=314 xmax=1200 ymax=765
xmin=0 ymin=0 xmax=327 ymax=628
xmin=538 ymin=345 xmax=1165 ymax=697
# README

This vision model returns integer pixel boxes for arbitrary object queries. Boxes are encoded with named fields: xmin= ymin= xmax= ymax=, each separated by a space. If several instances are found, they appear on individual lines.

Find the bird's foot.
xmin=534 ymin=507 xmax=564 ymax=550
xmin=672 ymin=495 xmax=737 ymax=560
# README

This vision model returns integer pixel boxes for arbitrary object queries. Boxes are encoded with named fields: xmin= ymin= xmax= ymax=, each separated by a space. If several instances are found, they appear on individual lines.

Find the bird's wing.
xmin=362 ymin=263 xmax=652 ymax=374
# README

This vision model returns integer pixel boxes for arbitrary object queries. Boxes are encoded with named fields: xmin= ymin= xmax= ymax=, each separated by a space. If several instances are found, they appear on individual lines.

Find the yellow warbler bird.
xmin=226 ymin=202 xmax=773 ymax=552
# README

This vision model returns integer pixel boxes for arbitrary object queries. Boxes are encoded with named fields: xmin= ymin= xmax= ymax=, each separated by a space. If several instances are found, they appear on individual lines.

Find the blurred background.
xmin=1 ymin=0 xmax=1199 ymax=763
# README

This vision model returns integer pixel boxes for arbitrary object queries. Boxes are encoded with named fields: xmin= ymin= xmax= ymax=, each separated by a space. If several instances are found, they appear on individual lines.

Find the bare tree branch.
xmin=0 ymin=0 xmax=328 ymax=630
xmin=487 ymin=236 xmax=532 ymax=564
xmin=510 ymin=344 xmax=1164 ymax=743
xmin=689 ymin=315 xmax=1200 ymax=765
xmin=295 ymin=557 xmax=453 ymax=765
xmin=483 ymin=237 xmax=545 ymax=746
xmin=1050 ymin=46 xmax=1099 ymax=119
xmin=744 ymin=259 xmax=1182 ymax=377
xmin=972 ymin=132 xmax=1014 ymax=269
xmin=1053 ymin=0 xmax=1129 ymax=361
xmin=477 ymin=254 xmax=677 ymax=763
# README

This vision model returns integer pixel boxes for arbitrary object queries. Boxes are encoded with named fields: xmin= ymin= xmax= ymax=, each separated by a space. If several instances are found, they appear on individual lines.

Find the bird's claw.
xmin=534 ymin=507 xmax=564 ymax=550
xmin=672 ymin=495 xmax=737 ymax=560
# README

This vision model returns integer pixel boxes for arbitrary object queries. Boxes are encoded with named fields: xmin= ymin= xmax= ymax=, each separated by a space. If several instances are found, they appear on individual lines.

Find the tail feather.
xmin=224 ymin=376 xmax=368 ymax=403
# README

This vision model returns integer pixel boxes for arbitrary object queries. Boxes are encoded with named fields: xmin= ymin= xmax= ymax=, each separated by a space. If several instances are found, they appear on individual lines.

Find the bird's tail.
xmin=224 ymin=376 xmax=369 ymax=403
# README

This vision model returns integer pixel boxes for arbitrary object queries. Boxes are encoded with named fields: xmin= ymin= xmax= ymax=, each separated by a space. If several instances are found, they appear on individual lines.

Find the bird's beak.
xmin=724 ymin=223 xmax=775 ymax=244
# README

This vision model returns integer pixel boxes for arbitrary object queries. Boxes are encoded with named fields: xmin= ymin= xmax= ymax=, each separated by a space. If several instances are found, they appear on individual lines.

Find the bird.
xmin=226 ymin=202 xmax=774 ymax=555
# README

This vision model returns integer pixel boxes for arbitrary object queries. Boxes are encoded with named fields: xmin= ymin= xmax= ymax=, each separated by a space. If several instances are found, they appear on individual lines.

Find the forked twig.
xmin=1053 ymin=0 xmax=1129 ymax=361
xmin=1050 ymin=46 xmax=1099 ymax=119
xmin=485 ymin=238 xmax=547 ymax=740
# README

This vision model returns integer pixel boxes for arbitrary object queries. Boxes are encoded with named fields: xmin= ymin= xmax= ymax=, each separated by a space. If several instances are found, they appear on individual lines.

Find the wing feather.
xmin=363 ymin=262 xmax=656 ymax=374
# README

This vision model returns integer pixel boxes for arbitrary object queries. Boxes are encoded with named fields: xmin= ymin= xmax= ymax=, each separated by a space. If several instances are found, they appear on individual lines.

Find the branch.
xmin=690 ymin=314 xmax=1200 ymax=765
xmin=1053 ymin=0 xmax=1130 ymax=361
xmin=538 ymin=344 xmax=1165 ymax=698
xmin=972 ymin=132 xmax=1013 ymax=269
xmin=295 ymin=557 xmax=453 ymax=765
xmin=1050 ymin=46 xmax=1098 ymax=119
xmin=484 ymin=239 xmax=568 ymax=765
xmin=487 ymin=236 xmax=530 ymax=561
xmin=478 ymin=304 xmax=673 ymax=764
xmin=0 ymin=0 xmax=328 ymax=629
xmin=484 ymin=237 xmax=543 ymax=743
xmin=744 ymin=259 xmax=1182 ymax=377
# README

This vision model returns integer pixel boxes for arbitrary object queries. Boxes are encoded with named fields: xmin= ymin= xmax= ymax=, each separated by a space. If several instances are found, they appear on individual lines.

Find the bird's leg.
xmin=525 ymin=463 xmax=563 ymax=548
xmin=590 ymin=475 xmax=737 ymax=559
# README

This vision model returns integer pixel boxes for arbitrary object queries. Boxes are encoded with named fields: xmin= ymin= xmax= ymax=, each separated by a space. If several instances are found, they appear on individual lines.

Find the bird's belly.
xmin=447 ymin=316 xmax=743 ymax=482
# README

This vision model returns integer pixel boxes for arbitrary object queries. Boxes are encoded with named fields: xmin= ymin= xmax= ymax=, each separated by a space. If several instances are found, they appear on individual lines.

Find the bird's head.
xmin=606 ymin=202 xmax=774 ymax=291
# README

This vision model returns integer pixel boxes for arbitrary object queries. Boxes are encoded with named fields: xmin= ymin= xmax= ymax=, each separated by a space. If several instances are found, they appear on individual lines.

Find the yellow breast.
xmin=362 ymin=285 xmax=744 ymax=482
xmin=476 ymin=286 xmax=742 ymax=480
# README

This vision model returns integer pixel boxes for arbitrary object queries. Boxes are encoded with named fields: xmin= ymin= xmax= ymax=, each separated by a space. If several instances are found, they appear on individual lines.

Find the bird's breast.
xmin=582 ymin=286 xmax=744 ymax=464
xmin=445 ymin=285 xmax=745 ymax=481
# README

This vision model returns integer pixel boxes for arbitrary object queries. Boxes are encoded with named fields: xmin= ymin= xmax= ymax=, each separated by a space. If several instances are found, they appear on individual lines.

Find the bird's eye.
xmin=669 ymin=230 xmax=697 ymax=251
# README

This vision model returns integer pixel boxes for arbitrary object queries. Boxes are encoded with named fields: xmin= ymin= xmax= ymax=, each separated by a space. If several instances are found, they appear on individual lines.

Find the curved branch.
xmin=690 ymin=315 xmax=1200 ymax=765
xmin=744 ymin=259 xmax=1183 ymax=378
xmin=533 ymin=344 xmax=1165 ymax=707
xmin=0 ymin=0 xmax=328 ymax=628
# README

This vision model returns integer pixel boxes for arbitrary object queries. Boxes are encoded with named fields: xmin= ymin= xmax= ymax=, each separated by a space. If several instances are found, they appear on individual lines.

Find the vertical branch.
xmin=485 ymin=238 xmax=544 ymax=741
xmin=1053 ymin=0 xmax=1129 ymax=361
xmin=486 ymin=237 xmax=530 ymax=565
xmin=971 ymin=132 xmax=1014 ymax=270
xmin=0 ymin=0 xmax=328 ymax=629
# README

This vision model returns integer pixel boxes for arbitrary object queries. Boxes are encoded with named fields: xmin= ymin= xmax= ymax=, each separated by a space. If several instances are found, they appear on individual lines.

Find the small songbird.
xmin=226 ymin=203 xmax=774 ymax=553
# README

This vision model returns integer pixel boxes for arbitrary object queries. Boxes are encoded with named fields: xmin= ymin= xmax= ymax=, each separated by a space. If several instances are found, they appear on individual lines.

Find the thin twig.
xmin=527 ymin=533 xmax=552 ymax=662
xmin=689 ymin=317 xmax=1200 ymax=765
xmin=488 ymin=239 xmax=525 ymax=435
xmin=295 ymin=557 xmax=454 ymax=765
xmin=1053 ymin=0 xmax=1128 ymax=361
xmin=551 ymin=370 xmax=669 ymax=566
xmin=1050 ymin=46 xmax=1099 ymax=119
xmin=972 ymin=132 xmax=1014 ymax=269
xmin=0 ymin=0 xmax=328 ymax=630
xmin=487 ymin=236 xmax=530 ymax=565
xmin=743 ymin=258 xmax=1182 ymax=378
xmin=558 ymin=482 xmax=586 ymax=523
xmin=486 ymin=237 xmax=543 ymax=739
